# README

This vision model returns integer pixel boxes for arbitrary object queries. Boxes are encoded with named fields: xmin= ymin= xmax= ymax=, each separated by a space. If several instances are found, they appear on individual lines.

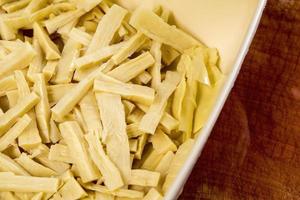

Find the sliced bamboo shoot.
xmin=27 ymin=37 xmax=44 ymax=82
xmin=134 ymin=71 xmax=152 ymax=85
xmin=140 ymin=148 xmax=164 ymax=171
xmin=2 ymin=143 xmax=21 ymax=159
xmin=15 ymin=73 xmax=41 ymax=150
xmin=151 ymin=129 xmax=177 ymax=154
xmin=128 ymin=169 xmax=160 ymax=187
xmin=34 ymin=74 xmax=51 ymax=143
xmin=134 ymin=133 xmax=148 ymax=160
xmin=94 ymin=79 xmax=155 ymax=105
xmin=185 ymin=47 xmax=211 ymax=85
xmin=0 ymin=192 xmax=18 ymax=200
xmin=95 ymin=93 xmax=131 ymax=182
xmin=14 ymin=192 xmax=34 ymax=200
xmin=47 ymin=84 xmax=76 ymax=106
xmin=143 ymin=188 xmax=163 ymax=200
xmin=161 ymin=45 xmax=180 ymax=66
xmin=58 ymin=177 xmax=87 ymax=200
xmin=51 ymin=66 xmax=104 ymax=121
xmin=149 ymin=41 xmax=162 ymax=89
xmin=107 ymin=52 xmax=155 ymax=82
xmin=57 ymin=18 xmax=79 ymax=39
xmin=127 ymin=123 xmax=144 ymax=139
xmin=33 ymin=145 xmax=70 ymax=174
xmin=0 ymin=19 xmax=16 ymax=40
xmin=2 ymin=0 xmax=30 ymax=13
xmin=139 ymin=71 xmax=181 ymax=134
xmin=179 ymin=81 xmax=197 ymax=141
xmin=75 ymin=42 xmax=123 ymax=70
xmin=31 ymin=193 xmax=43 ymax=200
xmin=126 ymin=108 xmax=144 ymax=124
xmin=14 ymin=70 xmax=30 ymax=100
xmin=154 ymin=151 xmax=174 ymax=177
xmin=79 ymin=91 xmax=102 ymax=136
xmin=33 ymin=22 xmax=60 ymax=60
xmin=43 ymin=61 xmax=58 ymax=82
xmin=6 ymin=84 xmax=76 ymax=108
xmin=83 ymin=183 xmax=144 ymax=199
xmin=0 ymin=42 xmax=35 ymax=78
xmin=0 ymin=114 xmax=31 ymax=152
xmin=85 ymin=132 xmax=124 ymax=190
xmin=122 ymin=100 xmax=135 ymax=117
xmin=162 ymin=139 xmax=194 ymax=193
xmin=86 ymin=4 xmax=127 ymax=54
xmin=0 ymin=75 xmax=16 ymax=94
xmin=51 ymin=38 xmax=81 ymax=84
xmin=95 ymin=192 xmax=114 ymax=200
xmin=15 ymin=153 xmax=57 ymax=177
xmin=193 ymin=81 xmax=223 ymax=133
xmin=59 ymin=121 xmax=101 ymax=183
xmin=0 ymin=173 xmax=59 ymax=193
xmin=76 ymin=0 xmax=104 ymax=12
xmin=111 ymin=32 xmax=147 ymax=65
xmin=69 ymin=27 xmax=92 ymax=46
xmin=73 ymin=107 xmax=88 ymax=133
xmin=2 ymin=15 xmax=30 ymax=30
xmin=24 ymin=0 xmax=47 ymax=14
xmin=129 ymin=139 xmax=138 ymax=153
xmin=0 ymin=152 xmax=29 ymax=176
xmin=130 ymin=9 xmax=202 ymax=53
xmin=49 ymin=144 xmax=72 ymax=164
xmin=44 ymin=10 xmax=84 ymax=34
xmin=30 ymin=5 xmax=54 ymax=22
xmin=136 ymin=103 xmax=179 ymax=134
xmin=172 ymin=78 xmax=186 ymax=120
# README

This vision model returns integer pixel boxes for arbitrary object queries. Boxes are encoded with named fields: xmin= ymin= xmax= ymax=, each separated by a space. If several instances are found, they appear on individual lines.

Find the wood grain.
xmin=179 ymin=0 xmax=300 ymax=199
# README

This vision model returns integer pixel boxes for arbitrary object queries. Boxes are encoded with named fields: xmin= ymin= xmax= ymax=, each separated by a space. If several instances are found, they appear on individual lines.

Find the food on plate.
xmin=0 ymin=0 xmax=223 ymax=199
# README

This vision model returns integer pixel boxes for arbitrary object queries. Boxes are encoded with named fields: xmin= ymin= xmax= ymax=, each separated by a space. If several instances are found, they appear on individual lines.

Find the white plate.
xmin=115 ymin=0 xmax=267 ymax=199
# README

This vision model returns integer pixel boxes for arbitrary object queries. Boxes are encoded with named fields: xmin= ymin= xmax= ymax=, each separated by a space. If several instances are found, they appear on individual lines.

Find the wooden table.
xmin=179 ymin=0 xmax=300 ymax=199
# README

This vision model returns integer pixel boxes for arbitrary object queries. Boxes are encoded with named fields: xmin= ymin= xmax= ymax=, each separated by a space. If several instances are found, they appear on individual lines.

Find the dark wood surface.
xmin=179 ymin=0 xmax=300 ymax=199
